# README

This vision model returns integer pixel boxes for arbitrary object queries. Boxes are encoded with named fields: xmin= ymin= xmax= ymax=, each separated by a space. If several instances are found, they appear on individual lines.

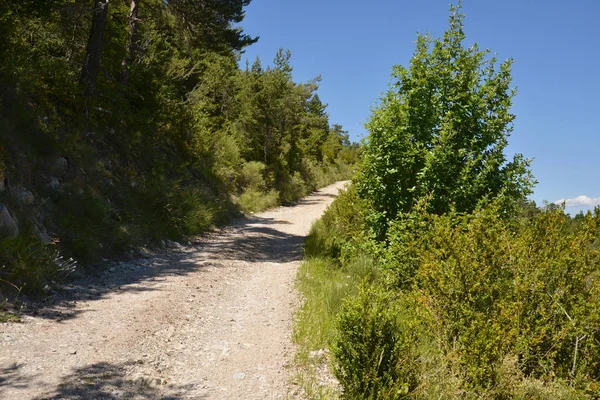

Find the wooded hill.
xmin=0 ymin=0 xmax=359 ymax=293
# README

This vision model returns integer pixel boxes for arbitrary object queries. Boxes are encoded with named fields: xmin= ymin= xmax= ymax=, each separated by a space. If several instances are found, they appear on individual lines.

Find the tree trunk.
xmin=80 ymin=0 xmax=109 ymax=98
xmin=264 ymin=126 xmax=270 ymax=163
xmin=120 ymin=0 xmax=141 ymax=87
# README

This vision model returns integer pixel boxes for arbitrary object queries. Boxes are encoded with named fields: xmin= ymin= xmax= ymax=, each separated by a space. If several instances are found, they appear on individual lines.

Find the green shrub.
xmin=235 ymin=161 xmax=283 ymax=213
xmin=278 ymin=172 xmax=308 ymax=204
xmin=299 ymin=158 xmax=327 ymax=191
xmin=305 ymin=186 xmax=367 ymax=261
xmin=0 ymin=229 xmax=73 ymax=294
xmin=240 ymin=161 xmax=269 ymax=191
xmin=237 ymin=188 xmax=279 ymax=213
xmin=376 ymin=205 xmax=600 ymax=397
xmin=132 ymin=180 xmax=228 ymax=241
xmin=170 ymin=188 xmax=216 ymax=235
xmin=55 ymin=187 xmax=114 ymax=262
xmin=293 ymin=233 xmax=378 ymax=398
xmin=333 ymin=285 xmax=424 ymax=399
xmin=212 ymin=133 xmax=243 ymax=193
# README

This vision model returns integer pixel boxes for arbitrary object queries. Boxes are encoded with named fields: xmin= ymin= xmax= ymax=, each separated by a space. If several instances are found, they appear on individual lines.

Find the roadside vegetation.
xmin=294 ymin=4 xmax=600 ymax=399
xmin=0 ymin=0 xmax=359 ymax=303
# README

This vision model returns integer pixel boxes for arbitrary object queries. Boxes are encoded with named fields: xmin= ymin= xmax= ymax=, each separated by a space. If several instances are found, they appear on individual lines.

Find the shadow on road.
xmin=32 ymin=362 xmax=199 ymax=400
xmin=0 ymin=363 xmax=30 ymax=395
xmin=20 ymin=211 xmax=307 ymax=322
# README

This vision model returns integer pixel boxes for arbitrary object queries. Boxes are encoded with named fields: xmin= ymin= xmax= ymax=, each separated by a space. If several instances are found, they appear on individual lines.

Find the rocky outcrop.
xmin=18 ymin=190 xmax=35 ymax=205
xmin=34 ymin=219 xmax=52 ymax=244
xmin=0 ymin=204 xmax=19 ymax=238
xmin=50 ymin=156 xmax=69 ymax=175
xmin=49 ymin=176 xmax=60 ymax=190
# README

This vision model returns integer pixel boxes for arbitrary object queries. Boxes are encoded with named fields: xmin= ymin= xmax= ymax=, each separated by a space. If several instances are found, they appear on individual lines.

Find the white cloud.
xmin=553 ymin=195 xmax=600 ymax=208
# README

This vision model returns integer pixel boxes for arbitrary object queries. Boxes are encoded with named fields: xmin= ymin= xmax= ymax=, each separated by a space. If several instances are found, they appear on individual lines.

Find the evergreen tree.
xmin=166 ymin=0 xmax=258 ymax=52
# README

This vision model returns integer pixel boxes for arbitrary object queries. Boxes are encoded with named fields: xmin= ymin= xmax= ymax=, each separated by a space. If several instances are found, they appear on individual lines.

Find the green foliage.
xmin=278 ymin=172 xmax=308 ymax=204
xmin=0 ymin=229 xmax=72 ymax=294
xmin=236 ymin=161 xmax=279 ymax=213
xmin=239 ymin=161 xmax=271 ymax=192
xmin=333 ymin=285 xmax=425 ymax=399
xmin=0 ymin=0 xmax=359 ymax=293
xmin=293 ymin=7 xmax=597 ymax=398
xmin=357 ymin=4 xmax=535 ymax=237
xmin=293 ymin=185 xmax=377 ymax=398
xmin=237 ymin=189 xmax=279 ymax=214
xmin=234 ymin=51 xmax=359 ymax=206
xmin=328 ymin=203 xmax=600 ymax=398
xmin=166 ymin=0 xmax=258 ymax=52
xmin=53 ymin=188 xmax=114 ymax=262
xmin=305 ymin=187 xmax=368 ymax=261
xmin=294 ymin=249 xmax=378 ymax=399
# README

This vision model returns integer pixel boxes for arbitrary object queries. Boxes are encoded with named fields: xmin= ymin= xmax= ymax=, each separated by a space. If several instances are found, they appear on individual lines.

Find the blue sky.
xmin=238 ymin=0 xmax=599 ymax=212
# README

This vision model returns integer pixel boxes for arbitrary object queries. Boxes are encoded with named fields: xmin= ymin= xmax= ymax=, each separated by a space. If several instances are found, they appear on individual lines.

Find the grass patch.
xmin=293 ymin=255 xmax=378 ymax=398
xmin=0 ymin=311 xmax=20 ymax=323
xmin=0 ymin=231 xmax=67 ymax=294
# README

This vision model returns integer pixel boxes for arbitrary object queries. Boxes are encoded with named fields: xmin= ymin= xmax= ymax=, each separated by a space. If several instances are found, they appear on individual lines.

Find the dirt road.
xmin=0 ymin=181 xmax=348 ymax=399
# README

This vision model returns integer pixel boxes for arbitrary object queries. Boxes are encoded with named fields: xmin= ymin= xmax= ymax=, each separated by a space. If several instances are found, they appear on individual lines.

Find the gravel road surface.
xmin=0 ymin=181 xmax=348 ymax=399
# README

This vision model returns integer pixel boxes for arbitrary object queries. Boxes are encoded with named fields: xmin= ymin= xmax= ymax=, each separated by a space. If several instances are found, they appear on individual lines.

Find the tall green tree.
xmin=357 ymin=3 xmax=535 ymax=236
xmin=166 ymin=0 xmax=258 ymax=53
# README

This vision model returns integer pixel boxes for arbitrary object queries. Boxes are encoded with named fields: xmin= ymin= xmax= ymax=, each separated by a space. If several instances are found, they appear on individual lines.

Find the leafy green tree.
xmin=357 ymin=3 xmax=535 ymax=236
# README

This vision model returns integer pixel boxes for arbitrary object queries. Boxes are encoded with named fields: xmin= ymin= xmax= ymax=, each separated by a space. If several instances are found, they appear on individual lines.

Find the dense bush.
xmin=0 ymin=230 xmax=68 ymax=294
xmin=333 ymin=286 xmax=424 ymax=399
xmin=322 ymin=201 xmax=600 ymax=399
xmin=238 ymin=189 xmax=279 ymax=214
xmin=305 ymin=186 xmax=368 ymax=262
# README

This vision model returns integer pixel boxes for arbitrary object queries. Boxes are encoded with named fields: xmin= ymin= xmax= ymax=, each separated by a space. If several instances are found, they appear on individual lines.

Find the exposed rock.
xmin=165 ymin=240 xmax=184 ymax=250
xmin=233 ymin=372 xmax=246 ymax=380
xmin=138 ymin=247 xmax=153 ymax=258
xmin=18 ymin=190 xmax=35 ymax=205
xmin=0 ymin=204 xmax=19 ymax=238
xmin=52 ymin=156 xmax=69 ymax=173
xmin=48 ymin=176 xmax=60 ymax=190
xmin=34 ymin=221 xmax=52 ymax=244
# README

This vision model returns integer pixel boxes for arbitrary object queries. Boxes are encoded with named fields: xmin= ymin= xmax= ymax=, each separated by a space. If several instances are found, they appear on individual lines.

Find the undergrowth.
xmin=292 ymin=188 xmax=377 ymax=398
xmin=294 ymin=183 xmax=600 ymax=399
